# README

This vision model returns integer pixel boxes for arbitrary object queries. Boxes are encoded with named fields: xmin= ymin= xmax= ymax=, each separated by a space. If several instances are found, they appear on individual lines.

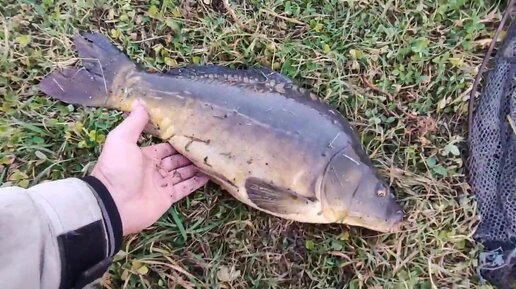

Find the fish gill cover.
xmin=468 ymin=2 xmax=516 ymax=289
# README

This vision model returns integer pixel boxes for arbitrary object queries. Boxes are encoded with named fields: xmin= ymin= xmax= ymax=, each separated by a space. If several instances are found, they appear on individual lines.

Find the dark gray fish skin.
xmin=39 ymin=32 xmax=404 ymax=232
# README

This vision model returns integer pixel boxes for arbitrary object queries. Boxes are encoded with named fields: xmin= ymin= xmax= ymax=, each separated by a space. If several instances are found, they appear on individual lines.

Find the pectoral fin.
xmin=245 ymin=177 xmax=316 ymax=215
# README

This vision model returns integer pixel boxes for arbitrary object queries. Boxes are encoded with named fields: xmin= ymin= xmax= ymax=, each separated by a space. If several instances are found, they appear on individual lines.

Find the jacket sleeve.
xmin=0 ymin=176 xmax=123 ymax=289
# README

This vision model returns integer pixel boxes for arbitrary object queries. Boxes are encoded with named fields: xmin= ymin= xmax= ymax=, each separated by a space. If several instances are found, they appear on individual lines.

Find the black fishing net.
xmin=468 ymin=7 xmax=516 ymax=289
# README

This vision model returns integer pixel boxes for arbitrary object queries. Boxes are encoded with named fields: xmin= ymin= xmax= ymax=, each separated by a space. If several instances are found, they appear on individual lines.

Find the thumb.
xmin=113 ymin=99 xmax=150 ymax=142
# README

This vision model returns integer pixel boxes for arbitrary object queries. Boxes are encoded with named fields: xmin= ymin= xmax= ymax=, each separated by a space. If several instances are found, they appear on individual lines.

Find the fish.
xmin=39 ymin=32 xmax=405 ymax=233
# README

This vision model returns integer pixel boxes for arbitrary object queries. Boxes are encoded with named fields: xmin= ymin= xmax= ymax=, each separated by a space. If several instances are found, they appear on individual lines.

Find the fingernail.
xmin=132 ymin=98 xmax=147 ymax=111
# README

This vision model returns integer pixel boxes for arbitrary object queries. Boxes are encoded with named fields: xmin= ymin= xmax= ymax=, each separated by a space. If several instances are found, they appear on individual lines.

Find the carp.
xmin=39 ymin=32 xmax=404 ymax=233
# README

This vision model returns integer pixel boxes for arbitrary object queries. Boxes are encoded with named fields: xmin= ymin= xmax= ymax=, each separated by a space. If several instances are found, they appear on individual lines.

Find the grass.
xmin=0 ymin=0 xmax=504 ymax=288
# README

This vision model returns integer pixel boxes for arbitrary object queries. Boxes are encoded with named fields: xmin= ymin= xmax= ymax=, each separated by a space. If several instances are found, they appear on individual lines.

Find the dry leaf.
xmin=217 ymin=265 xmax=240 ymax=282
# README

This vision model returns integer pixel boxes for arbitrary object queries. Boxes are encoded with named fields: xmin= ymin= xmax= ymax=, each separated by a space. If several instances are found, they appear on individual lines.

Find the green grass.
xmin=0 ymin=0 xmax=503 ymax=288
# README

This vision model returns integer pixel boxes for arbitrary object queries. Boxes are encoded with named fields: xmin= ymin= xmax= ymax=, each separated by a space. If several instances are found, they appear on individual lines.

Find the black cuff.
xmin=56 ymin=176 xmax=125 ymax=289
xmin=57 ymin=221 xmax=112 ymax=289
xmin=81 ymin=175 xmax=123 ymax=255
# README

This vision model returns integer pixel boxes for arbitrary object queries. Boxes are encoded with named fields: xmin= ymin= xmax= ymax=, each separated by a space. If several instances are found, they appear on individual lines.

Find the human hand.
xmin=91 ymin=100 xmax=209 ymax=235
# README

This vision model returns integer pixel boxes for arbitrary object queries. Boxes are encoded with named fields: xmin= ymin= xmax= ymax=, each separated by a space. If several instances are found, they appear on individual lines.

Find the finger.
xmin=111 ymin=100 xmax=149 ymax=143
xmin=160 ymin=154 xmax=192 ymax=172
xmin=121 ymin=111 xmax=159 ymax=136
xmin=170 ymin=174 xmax=209 ymax=203
xmin=142 ymin=143 xmax=176 ymax=160
xmin=160 ymin=165 xmax=198 ymax=186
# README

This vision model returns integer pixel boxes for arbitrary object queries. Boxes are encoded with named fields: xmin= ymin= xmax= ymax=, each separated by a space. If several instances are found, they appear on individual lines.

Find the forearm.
xmin=0 ymin=177 xmax=122 ymax=289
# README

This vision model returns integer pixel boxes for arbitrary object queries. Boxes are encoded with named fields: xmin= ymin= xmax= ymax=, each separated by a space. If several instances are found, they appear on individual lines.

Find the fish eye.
xmin=376 ymin=183 xmax=387 ymax=197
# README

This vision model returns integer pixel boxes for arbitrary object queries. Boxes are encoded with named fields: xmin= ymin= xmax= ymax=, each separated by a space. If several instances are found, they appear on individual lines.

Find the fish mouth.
xmin=334 ymin=208 xmax=405 ymax=233
xmin=386 ymin=209 xmax=405 ymax=233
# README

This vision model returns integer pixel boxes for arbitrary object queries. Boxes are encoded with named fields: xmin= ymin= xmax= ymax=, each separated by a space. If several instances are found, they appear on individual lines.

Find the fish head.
xmin=321 ymin=146 xmax=404 ymax=233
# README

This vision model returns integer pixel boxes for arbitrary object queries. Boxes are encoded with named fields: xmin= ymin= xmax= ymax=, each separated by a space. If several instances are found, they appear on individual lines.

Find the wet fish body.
xmin=39 ymin=32 xmax=404 ymax=232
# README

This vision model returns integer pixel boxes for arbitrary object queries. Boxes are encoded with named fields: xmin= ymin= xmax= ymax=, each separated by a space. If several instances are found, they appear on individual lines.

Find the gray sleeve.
xmin=0 ymin=177 xmax=123 ymax=289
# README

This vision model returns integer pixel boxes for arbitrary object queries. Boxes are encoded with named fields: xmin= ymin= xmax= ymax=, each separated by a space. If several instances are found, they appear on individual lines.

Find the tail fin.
xmin=39 ymin=32 xmax=135 ymax=107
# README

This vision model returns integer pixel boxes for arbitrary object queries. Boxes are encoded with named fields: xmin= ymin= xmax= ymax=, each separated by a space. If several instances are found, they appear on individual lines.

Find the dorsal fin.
xmin=250 ymin=66 xmax=294 ymax=84
xmin=164 ymin=64 xmax=319 ymax=100
xmin=165 ymin=64 xmax=298 ymax=86
xmin=164 ymin=64 xmax=273 ymax=83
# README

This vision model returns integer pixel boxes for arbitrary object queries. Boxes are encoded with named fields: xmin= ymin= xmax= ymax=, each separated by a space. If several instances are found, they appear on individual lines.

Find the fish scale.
xmin=39 ymin=32 xmax=405 ymax=233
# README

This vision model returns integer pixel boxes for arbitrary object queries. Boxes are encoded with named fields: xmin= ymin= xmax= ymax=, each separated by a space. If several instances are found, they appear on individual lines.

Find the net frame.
xmin=468 ymin=2 xmax=516 ymax=288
